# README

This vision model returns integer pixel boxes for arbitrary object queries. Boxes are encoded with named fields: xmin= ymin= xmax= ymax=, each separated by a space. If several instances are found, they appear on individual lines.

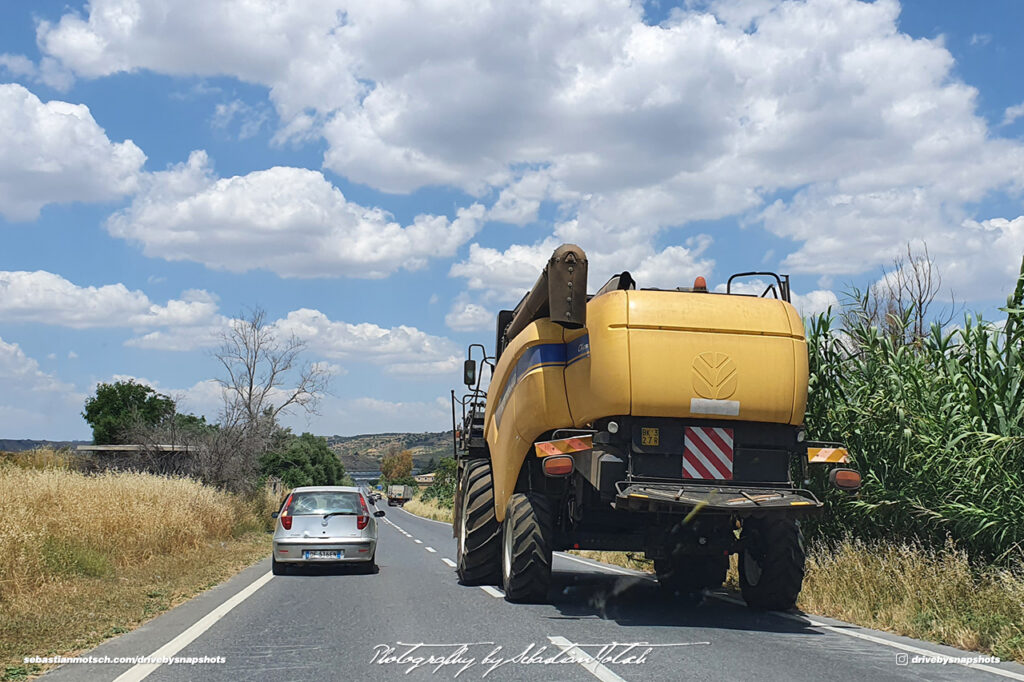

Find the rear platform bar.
xmin=613 ymin=481 xmax=822 ymax=516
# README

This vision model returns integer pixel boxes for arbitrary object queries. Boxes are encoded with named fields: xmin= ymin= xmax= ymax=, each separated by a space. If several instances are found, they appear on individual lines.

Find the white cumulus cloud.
xmin=445 ymin=297 xmax=494 ymax=332
xmin=0 ymin=336 xmax=83 ymax=438
xmin=29 ymin=0 xmax=1024 ymax=298
xmin=0 ymin=270 xmax=221 ymax=330
xmin=272 ymin=308 xmax=460 ymax=376
xmin=0 ymin=336 xmax=74 ymax=394
xmin=449 ymin=235 xmax=716 ymax=308
xmin=1002 ymin=101 xmax=1024 ymax=127
xmin=0 ymin=83 xmax=145 ymax=220
xmin=107 ymin=151 xmax=485 ymax=278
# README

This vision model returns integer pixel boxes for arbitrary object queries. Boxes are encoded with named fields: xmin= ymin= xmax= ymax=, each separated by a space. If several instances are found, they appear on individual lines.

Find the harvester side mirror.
xmin=463 ymin=359 xmax=477 ymax=387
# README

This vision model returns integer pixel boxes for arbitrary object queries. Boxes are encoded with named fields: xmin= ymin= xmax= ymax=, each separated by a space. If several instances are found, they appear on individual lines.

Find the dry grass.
xmin=800 ymin=538 xmax=1024 ymax=661
xmin=567 ymin=550 xmax=653 ymax=572
xmin=0 ymin=449 xmax=74 ymax=472
xmin=0 ymin=462 xmax=274 ymax=680
xmin=402 ymin=495 xmax=453 ymax=524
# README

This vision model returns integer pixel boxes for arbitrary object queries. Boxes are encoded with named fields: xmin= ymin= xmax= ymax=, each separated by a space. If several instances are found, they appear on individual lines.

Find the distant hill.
xmin=0 ymin=439 xmax=90 ymax=453
xmin=1 ymin=433 xmax=456 ymax=475
xmin=326 ymin=431 xmax=454 ymax=472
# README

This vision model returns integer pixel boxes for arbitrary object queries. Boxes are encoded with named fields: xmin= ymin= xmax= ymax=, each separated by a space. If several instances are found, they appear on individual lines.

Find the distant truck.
xmin=386 ymin=485 xmax=415 ymax=506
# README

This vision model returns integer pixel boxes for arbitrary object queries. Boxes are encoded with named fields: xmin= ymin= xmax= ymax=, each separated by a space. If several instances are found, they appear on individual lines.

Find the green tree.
xmin=82 ymin=380 xmax=176 ymax=444
xmin=258 ymin=432 xmax=351 ymax=489
xmin=388 ymin=474 xmax=420 ymax=489
xmin=380 ymin=447 xmax=413 ymax=481
xmin=172 ymin=413 xmax=217 ymax=435
xmin=420 ymin=457 xmax=457 ymax=508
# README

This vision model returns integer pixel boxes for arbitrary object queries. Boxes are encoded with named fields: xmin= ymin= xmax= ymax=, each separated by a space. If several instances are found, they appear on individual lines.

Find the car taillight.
xmin=357 ymin=515 xmax=369 ymax=530
xmin=359 ymin=496 xmax=369 ymax=514
xmin=281 ymin=515 xmax=292 ymax=530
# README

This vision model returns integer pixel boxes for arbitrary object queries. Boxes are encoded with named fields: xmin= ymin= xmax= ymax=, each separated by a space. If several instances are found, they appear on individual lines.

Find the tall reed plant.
xmin=804 ymin=257 xmax=1024 ymax=563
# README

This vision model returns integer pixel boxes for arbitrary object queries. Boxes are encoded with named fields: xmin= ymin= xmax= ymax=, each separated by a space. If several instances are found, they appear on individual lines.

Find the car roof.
xmin=288 ymin=486 xmax=362 ymax=493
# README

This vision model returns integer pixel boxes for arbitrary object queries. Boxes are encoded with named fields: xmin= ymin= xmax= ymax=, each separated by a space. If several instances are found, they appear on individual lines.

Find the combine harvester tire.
xmin=739 ymin=517 xmax=805 ymax=610
xmin=456 ymin=460 xmax=502 ymax=586
xmin=501 ymin=493 xmax=553 ymax=603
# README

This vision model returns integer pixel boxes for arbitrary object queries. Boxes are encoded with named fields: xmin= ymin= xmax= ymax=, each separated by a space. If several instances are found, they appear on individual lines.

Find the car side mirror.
xmin=271 ymin=511 xmax=279 ymax=519
xmin=374 ymin=510 xmax=385 ymax=517
xmin=463 ymin=359 xmax=477 ymax=387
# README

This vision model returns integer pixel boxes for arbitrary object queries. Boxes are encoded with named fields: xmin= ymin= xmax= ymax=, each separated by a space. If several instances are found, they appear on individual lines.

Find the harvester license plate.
xmin=641 ymin=427 xmax=660 ymax=446
xmin=304 ymin=550 xmax=342 ymax=559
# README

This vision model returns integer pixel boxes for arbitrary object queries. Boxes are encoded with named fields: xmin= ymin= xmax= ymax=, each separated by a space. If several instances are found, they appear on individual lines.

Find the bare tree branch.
xmin=843 ymin=241 xmax=955 ymax=346
xmin=212 ymin=307 xmax=333 ymax=483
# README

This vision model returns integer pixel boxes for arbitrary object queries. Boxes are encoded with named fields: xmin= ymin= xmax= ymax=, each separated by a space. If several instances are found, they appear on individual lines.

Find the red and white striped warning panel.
xmin=683 ymin=427 xmax=734 ymax=480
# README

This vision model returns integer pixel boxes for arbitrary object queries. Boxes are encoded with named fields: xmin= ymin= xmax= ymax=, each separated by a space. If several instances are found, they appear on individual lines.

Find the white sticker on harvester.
xmin=690 ymin=398 xmax=740 ymax=416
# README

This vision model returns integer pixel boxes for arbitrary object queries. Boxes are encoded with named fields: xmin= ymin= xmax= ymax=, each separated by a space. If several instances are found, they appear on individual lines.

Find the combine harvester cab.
xmin=450 ymin=244 xmax=860 ymax=608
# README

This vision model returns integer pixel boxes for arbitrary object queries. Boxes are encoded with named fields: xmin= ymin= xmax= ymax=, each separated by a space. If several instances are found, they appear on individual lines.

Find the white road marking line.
xmin=562 ymin=552 xmax=1022 ymax=681
xmin=113 ymin=571 xmax=274 ymax=682
xmin=709 ymin=593 xmax=1024 ymax=681
xmin=441 ymin=558 xmax=456 ymax=567
xmin=414 ymin=539 xmax=423 ymax=544
xmin=547 ymin=636 xmax=627 ymax=682
xmin=397 ymin=506 xmax=452 ymax=526
xmin=480 ymin=586 xmax=505 ymax=598
xmin=425 ymin=546 xmax=437 ymax=553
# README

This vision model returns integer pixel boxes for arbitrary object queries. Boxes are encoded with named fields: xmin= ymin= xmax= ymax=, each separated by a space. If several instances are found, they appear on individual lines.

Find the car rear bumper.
xmin=273 ymin=537 xmax=376 ymax=563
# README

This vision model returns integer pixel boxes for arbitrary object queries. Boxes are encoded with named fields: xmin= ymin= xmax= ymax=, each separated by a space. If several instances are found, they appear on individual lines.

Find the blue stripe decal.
xmin=520 ymin=343 xmax=567 ymax=372
xmin=494 ymin=336 xmax=589 ymax=427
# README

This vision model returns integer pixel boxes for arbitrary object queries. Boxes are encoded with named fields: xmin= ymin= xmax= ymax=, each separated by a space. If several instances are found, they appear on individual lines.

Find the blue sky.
xmin=1 ymin=0 xmax=1022 ymax=440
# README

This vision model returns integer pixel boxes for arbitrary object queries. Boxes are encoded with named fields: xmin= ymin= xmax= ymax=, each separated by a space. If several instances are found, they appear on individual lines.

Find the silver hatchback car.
xmin=271 ymin=486 xmax=385 ymax=575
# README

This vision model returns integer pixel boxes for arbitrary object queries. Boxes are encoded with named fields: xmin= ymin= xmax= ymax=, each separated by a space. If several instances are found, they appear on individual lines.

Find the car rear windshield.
xmin=286 ymin=492 xmax=362 ymax=516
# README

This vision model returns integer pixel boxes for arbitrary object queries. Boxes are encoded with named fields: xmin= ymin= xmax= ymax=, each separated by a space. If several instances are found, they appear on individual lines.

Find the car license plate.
xmin=304 ymin=550 xmax=342 ymax=559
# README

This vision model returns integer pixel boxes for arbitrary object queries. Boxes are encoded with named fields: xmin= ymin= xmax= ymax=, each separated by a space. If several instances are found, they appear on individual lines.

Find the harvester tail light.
xmin=542 ymin=455 xmax=574 ymax=477
xmin=829 ymin=468 xmax=861 ymax=491
xmin=357 ymin=515 xmax=369 ymax=530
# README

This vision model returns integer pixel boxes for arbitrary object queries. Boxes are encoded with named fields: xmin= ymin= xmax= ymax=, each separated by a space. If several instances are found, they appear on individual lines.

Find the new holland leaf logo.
xmin=692 ymin=352 xmax=738 ymax=400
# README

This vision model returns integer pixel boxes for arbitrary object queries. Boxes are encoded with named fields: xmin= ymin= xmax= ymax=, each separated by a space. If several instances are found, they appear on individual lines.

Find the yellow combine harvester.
xmin=450 ymin=244 xmax=859 ymax=607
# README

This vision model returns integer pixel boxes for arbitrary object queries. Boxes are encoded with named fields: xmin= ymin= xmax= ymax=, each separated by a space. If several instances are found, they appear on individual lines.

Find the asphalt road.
xmin=43 ymin=506 xmax=1024 ymax=682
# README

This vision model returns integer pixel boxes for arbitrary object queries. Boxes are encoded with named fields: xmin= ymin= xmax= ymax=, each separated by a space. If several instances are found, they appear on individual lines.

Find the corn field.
xmin=804 ymin=257 xmax=1024 ymax=563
